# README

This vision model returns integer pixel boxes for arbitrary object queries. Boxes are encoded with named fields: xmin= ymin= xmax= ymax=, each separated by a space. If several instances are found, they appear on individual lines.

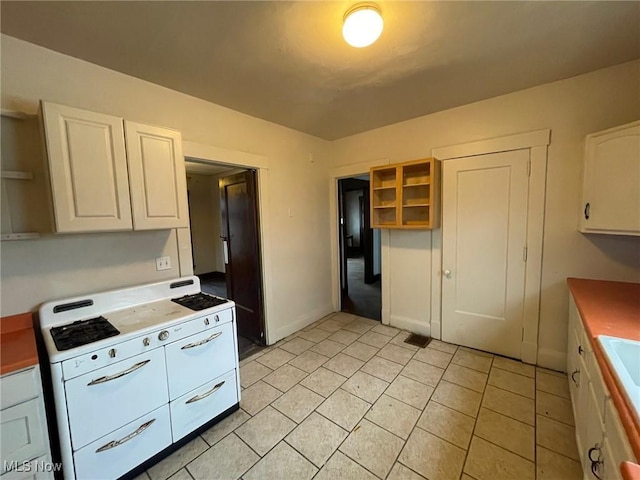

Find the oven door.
xmin=64 ymin=347 xmax=168 ymax=450
xmin=165 ymin=322 xmax=235 ymax=400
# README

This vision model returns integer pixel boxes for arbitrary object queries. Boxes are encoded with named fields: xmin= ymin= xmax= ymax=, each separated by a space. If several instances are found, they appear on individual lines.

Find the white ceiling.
xmin=1 ymin=1 xmax=638 ymax=140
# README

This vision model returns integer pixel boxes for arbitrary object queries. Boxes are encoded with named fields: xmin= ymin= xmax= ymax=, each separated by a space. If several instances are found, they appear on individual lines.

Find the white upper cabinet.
xmin=41 ymin=101 xmax=189 ymax=233
xmin=125 ymin=122 xmax=188 ymax=230
xmin=41 ymin=102 xmax=133 ymax=233
xmin=580 ymin=121 xmax=640 ymax=236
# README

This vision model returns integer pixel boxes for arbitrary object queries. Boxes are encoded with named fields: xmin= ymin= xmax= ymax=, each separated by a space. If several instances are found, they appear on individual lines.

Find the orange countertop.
xmin=0 ymin=312 xmax=39 ymax=376
xmin=567 ymin=278 xmax=640 ymax=477
xmin=622 ymin=462 xmax=640 ymax=480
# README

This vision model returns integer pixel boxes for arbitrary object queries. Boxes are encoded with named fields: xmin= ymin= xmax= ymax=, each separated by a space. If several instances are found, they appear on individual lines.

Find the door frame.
xmin=432 ymin=129 xmax=550 ymax=364
xmin=329 ymin=159 xmax=390 ymax=324
xmin=178 ymin=141 xmax=273 ymax=344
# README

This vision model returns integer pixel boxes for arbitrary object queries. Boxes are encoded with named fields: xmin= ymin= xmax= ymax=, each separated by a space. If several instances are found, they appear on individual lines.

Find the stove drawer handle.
xmin=186 ymin=380 xmax=226 ymax=404
xmin=181 ymin=331 xmax=222 ymax=350
xmin=95 ymin=418 xmax=155 ymax=453
xmin=87 ymin=360 xmax=151 ymax=386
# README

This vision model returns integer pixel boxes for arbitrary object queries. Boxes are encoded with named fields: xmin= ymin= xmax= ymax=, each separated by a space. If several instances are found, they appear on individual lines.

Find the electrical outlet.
xmin=155 ymin=256 xmax=171 ymax=271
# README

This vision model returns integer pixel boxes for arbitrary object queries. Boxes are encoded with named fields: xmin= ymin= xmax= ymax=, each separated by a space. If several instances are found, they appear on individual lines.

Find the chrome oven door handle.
xmin=87 ymin=360 xmax=151 ymax=386
xmin=185 ymin=381 xmax=226 ymax=404
xmin=181 ymin=331 xmax=222 ymax=350
xmin=95 ymin=419 xmax=155 ymax=453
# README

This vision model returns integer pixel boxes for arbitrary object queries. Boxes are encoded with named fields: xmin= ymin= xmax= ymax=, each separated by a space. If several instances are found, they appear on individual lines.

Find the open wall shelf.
xmin=370 ymin=158 xmax=440 ymax=229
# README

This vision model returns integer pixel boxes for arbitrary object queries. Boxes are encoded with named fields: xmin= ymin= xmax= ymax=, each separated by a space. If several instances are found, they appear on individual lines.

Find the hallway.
xmin=341 ymin=256 xmax=381 ymax=321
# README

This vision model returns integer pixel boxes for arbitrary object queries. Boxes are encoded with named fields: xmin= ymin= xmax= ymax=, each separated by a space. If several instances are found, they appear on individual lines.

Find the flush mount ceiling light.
xmin=342 ymin=3 xmax=384 ymax=48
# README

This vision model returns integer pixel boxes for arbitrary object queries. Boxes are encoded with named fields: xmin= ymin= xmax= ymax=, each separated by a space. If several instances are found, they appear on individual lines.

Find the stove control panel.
xmin=58 ymin=306 xmax=234 ymax=380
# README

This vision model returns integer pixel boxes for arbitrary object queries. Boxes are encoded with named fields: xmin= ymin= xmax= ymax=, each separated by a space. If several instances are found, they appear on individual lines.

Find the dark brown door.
xmin=362 ymin=187 xmax=376 ymax=284
xmin=220 ymin=170 xmax=264 ymax=343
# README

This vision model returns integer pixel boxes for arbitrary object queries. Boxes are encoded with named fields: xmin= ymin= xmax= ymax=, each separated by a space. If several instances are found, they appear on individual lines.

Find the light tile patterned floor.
xmin=136 ymin=313 xmax=583 ymax=480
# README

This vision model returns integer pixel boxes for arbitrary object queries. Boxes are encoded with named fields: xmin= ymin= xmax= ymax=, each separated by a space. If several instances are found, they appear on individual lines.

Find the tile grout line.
xmin=220 ymin=318 xmax=578 ymax=480
xmin=457 ymin=354 xmax=494 ymax=479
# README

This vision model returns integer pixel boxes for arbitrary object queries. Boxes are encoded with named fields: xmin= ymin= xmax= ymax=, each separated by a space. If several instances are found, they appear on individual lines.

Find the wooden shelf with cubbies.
xmin=370 ymin=158 xmax=440 ymax=229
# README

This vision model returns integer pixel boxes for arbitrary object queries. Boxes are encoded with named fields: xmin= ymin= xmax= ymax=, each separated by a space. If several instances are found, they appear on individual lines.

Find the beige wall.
xmin=331 ymin=60 xmax=640 ymax=370
xmin=0 ymin=35 xmax=334 ymax=343
xmin=187 ymin=173 xmax=223 ymax=275
xmin=2 ymin=35 xmax=638 ymax=366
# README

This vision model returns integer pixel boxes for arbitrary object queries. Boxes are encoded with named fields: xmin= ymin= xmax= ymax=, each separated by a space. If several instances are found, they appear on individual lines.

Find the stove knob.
xmin=204 ymin=318 xmax=210 ymax=326
xmin=158 ymin=330 xmax=170 ymax=341
xmin=108 ymin=348 xmax=116 ymax=358
xmin=143 ymin=337 xmax=150 ymax=347
xmin=214 ymin=315 xmax=220 ymax=323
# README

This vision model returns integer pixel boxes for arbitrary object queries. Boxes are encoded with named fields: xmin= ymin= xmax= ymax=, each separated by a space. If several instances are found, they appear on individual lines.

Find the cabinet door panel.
xmin=41 ymin=102 xmax=132 ymax=232
xmin=0 ymin=399 xmax=47 ymax=471
xmin=583 ymin=382 xmax=605 ymax=479
xmin=581 ymin=122 xmax=640 ymax=235
xmin=125 ymin=122 xmax=188 ymax=230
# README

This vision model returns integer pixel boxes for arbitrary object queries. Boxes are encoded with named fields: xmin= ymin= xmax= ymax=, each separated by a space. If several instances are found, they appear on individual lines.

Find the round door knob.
xmin=143 ymin=337 xmax=150 ymax=346
xmin=158 ymin=330 xmax=170 ymax=341
xmin=444 ymin=270 xmax=452 ymax=278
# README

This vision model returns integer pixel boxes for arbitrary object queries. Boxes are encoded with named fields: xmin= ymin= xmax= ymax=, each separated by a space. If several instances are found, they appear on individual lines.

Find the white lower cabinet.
xmin=74 ymin=405 xmax=172 ymax=480
xmin=0 ymin=366 xmax=52 ymax=480
xmin=1 ymin=456 xmax=56 ymax=480
xmin=567 ymin=294 xmax=637 ymax=479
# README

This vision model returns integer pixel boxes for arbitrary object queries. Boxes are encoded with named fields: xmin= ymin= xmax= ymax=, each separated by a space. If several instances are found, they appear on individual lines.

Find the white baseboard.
xmin=537 ymin=347 xmax=566 ymax=372
xmin=521 ymin=341 xmax=538 ymax=365
xmin=389 ymin=315 xmax=431 ymax=337
xmin=430 ymin=320 xmax=441 ymax=340
xmin=268 ymin=304 xmax=335 ymax=345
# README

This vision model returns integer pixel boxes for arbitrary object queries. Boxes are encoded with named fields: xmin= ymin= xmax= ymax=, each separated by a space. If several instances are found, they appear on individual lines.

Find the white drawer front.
xmin=65 ymin=347 xmax=168 ymax=450
xmin=1 ymin=367 xmax=40 ymax=410
xmin=170 ymin=369 xmax=238 ymax=441
xmin=74 ymin=405 xmax=171 ymax=480
xmin=165 ymin=322 xmax=236 ymax=400
xmin=1 ymin=455 xmax=54 ymax=480
xmin=0 ymin=399 xmax=47 ymax=472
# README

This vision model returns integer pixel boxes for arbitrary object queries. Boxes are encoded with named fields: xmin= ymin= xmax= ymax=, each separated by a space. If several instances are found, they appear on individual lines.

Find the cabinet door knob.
xmin=444 ymin=270 xmax=452 ymax=279
xmin=571 ymin=369 xmax=579 ymax=385
xmin=578 ymin=345 xmax=584 ymax=355
xmin=584 ymin=203 xmax=590 ymax=220
xmin=588 ymin=446 xmax=603 ymax=480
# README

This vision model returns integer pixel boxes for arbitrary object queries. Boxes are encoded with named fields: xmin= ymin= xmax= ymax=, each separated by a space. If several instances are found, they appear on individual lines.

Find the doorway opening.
xmin=185 ymin=159 xmax=265 ymax=360
xmin=338 ymin=175 xmax=382 ymax=321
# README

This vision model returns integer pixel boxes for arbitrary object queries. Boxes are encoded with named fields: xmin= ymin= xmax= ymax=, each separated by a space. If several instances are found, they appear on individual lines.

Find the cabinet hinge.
xmin=522 ymin=327 xmax=525 ymax=341
xmin=527 ymin=160 xmax=531 ymax=177
xmin=523 ymin=246 xmax=528 ymax=262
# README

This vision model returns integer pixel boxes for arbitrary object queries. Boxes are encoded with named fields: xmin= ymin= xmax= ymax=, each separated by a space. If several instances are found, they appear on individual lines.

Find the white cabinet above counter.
xmin=40 ymin=102 xmax=189 ymax=234
xmin=579 ymin=121 xmax=640 ymax=236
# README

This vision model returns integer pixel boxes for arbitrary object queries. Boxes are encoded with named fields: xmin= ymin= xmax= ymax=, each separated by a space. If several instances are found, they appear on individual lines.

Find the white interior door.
xmin=441 ymin=149 xmax=529 ymax=359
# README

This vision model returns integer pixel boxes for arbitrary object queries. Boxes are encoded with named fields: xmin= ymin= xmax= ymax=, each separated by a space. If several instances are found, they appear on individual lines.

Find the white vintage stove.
xmin=38 ymin=277 xmax=240 ymax=480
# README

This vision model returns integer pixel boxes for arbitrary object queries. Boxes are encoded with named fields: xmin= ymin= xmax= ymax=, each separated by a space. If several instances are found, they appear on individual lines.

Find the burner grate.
xmin=172 ymin=292 xmax=227 ymax=311
xmin=50 ymin=316 xmax=119 ymax=351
